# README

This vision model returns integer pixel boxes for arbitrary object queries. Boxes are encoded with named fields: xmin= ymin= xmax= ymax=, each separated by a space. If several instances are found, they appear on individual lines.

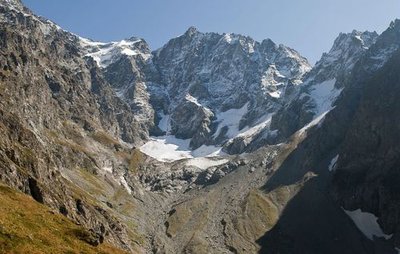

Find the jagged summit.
xmin=260 ymin=38 xmax=277 ymax=49
xmin=267 ymin=29 xmax=379 ymax=145
xmin=315 ymin=28 xmax=378 ymax=79
xmin=389 ymin=18 xmax=400 ymax=29
xmin=80 ymin=24 xmax=312 ymax=152
xmin=375 ymin=19 xmax=400 ymax=45
xmin=184 ymin=26 xmax=199 ymax=36
xmin=138 ymin=26 xmax=312 ymax=151
xmin=358 ymin=19 xmax=400 ymax=72
xmin=316 ymin=30 xmax=378 ymax=71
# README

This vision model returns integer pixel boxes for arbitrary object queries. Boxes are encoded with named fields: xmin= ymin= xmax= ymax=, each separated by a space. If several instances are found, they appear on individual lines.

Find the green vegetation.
xmin=0 ymin=184 xmax=127 ymax=254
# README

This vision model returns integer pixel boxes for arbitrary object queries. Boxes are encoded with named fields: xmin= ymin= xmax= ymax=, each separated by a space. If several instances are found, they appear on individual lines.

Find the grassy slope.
xmin=0 ymin=184 xmax=128 ymax=254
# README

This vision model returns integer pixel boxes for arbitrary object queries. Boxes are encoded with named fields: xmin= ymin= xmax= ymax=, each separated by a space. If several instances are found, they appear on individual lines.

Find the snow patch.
xmin=186 ymin=157 xmax=229 ymax=170
xmin=139 ymin=136 xmax=192 ymax=162
xmin=344 ymin=209 xmax=392 ymax=240
xmin=328 ymin=155 xmax=339 ymax=171
xmin=229 ymin=114 xmax=273 ymax=145
xmin=309 ymin=78 xmax=342 ymax=117
xmin=139 ymin=136 xmax=224 ymax=162
xmin=121 ymin=48 xmax=138 ymax=56
xmin=102 ymin=166 xmax=113 ymax=173
xmin=80 ymin=37 xmax=151 ymax=68
xmin=101 ymin=160 xmax=113 ymax=173
xmin=192 ymin=145 xmax=224 ymax=157
xmin=185 ymin=94 xmax=200 ymax=106
xmin=298 ymin=111 xmax=329 ymax=135
xmin=269 ymin=91 xmax=281 ymax=98
xmin=119 ymin=175 xmax=132 ymax=194
xmin=213 ymin=102 xmax=249 ymax=139
xmin=158 ymin=113 xmax=171 ymax=133
xmin=79 ymin=37 xmax=107 ymax=47
xmin=223 ymin=33 xmax=238 ymax=44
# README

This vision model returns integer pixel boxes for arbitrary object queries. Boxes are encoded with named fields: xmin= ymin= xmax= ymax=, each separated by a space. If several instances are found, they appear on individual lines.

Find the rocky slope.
xmin=0 ymin=0 xmax=147 ymax=251
xmin=2 ymin=0 xmax=400 ymax=253
xmin=0 ymin=184 xmax=128 ymax=254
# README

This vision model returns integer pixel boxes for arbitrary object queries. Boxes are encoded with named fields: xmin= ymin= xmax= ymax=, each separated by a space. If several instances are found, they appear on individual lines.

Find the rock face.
xmin=332 ymin=49 xmax=400 ymax=246
xmin=330 ymin=20 xmax=400 ymax=248
xmin=81 ymin=37 xmax=158 ymax=138
xmin=3 ymin=0 xmax=400 ymax=253
xmin=91 ymin=26 xmax=311 ymax=150
xmin=151 ymin=28 xmax=310 ymax=148
xmin=0 ymin=1 xmax=146 ymax=251
xmin=269 ymin=30 xmax=379 ymax=143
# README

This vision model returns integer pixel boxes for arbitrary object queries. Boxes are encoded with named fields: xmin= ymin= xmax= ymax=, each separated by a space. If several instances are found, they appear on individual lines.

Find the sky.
xmin=22 ymin=0 xmax=400 ymax=64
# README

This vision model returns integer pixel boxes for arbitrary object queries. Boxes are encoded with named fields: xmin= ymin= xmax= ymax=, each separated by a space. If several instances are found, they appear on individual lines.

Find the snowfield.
xmin=139 ymin=135 xmax=230 ymax=170
xmin=80 ymin=37 xmax=151 ymax=67
xmin=213 ymin=103 xmax=249 ymax=139
xmin=309 ymin=78 xmax=342 ymax=117
xmin=139 ymin=135 xmax=225 ymax=162
xmin=344 ymin=209 xmax=392 ymax=240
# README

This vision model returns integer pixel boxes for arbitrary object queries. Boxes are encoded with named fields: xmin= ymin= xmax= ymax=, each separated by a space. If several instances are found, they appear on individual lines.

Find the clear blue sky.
xmin=22 ymin=0 xmax=399 ymax=64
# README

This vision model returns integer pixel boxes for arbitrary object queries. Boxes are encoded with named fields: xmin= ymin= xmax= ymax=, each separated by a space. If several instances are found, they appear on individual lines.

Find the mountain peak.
xmin=184 ymin=26 xmax=199 ymax=37
xmin=331 ymin=30 xmax=378 ymax=53
xmin=389 ymin=19 xmax=400 ymax=30
xmin=310 ymin=30 xmax=378 ymax=80
xmin=261 ymin=38 xmax=277 ymax=49
xmin=126 ymin=36 xmax=142 ymax=42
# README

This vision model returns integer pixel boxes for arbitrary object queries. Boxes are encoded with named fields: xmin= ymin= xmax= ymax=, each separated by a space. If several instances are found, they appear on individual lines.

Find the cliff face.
xmin=327 ymin=20 xmax=400 ymax=247
xmin=331 ymin=48 xmax=400 ymax=246
xmin=269 ymin=30 xmax=379 ymax=143
xmin=98 ymin=27 xmax=311 ymax=151
xmin=0 ymin=2 xmax=147 ymax=252
xmin=256 ymin=20 xmax=400 ymax=254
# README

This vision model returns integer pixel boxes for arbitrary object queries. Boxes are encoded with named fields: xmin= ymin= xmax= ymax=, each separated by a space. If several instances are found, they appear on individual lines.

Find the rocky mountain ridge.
xmin=80 ymin=25 xmax=312 ymax=153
